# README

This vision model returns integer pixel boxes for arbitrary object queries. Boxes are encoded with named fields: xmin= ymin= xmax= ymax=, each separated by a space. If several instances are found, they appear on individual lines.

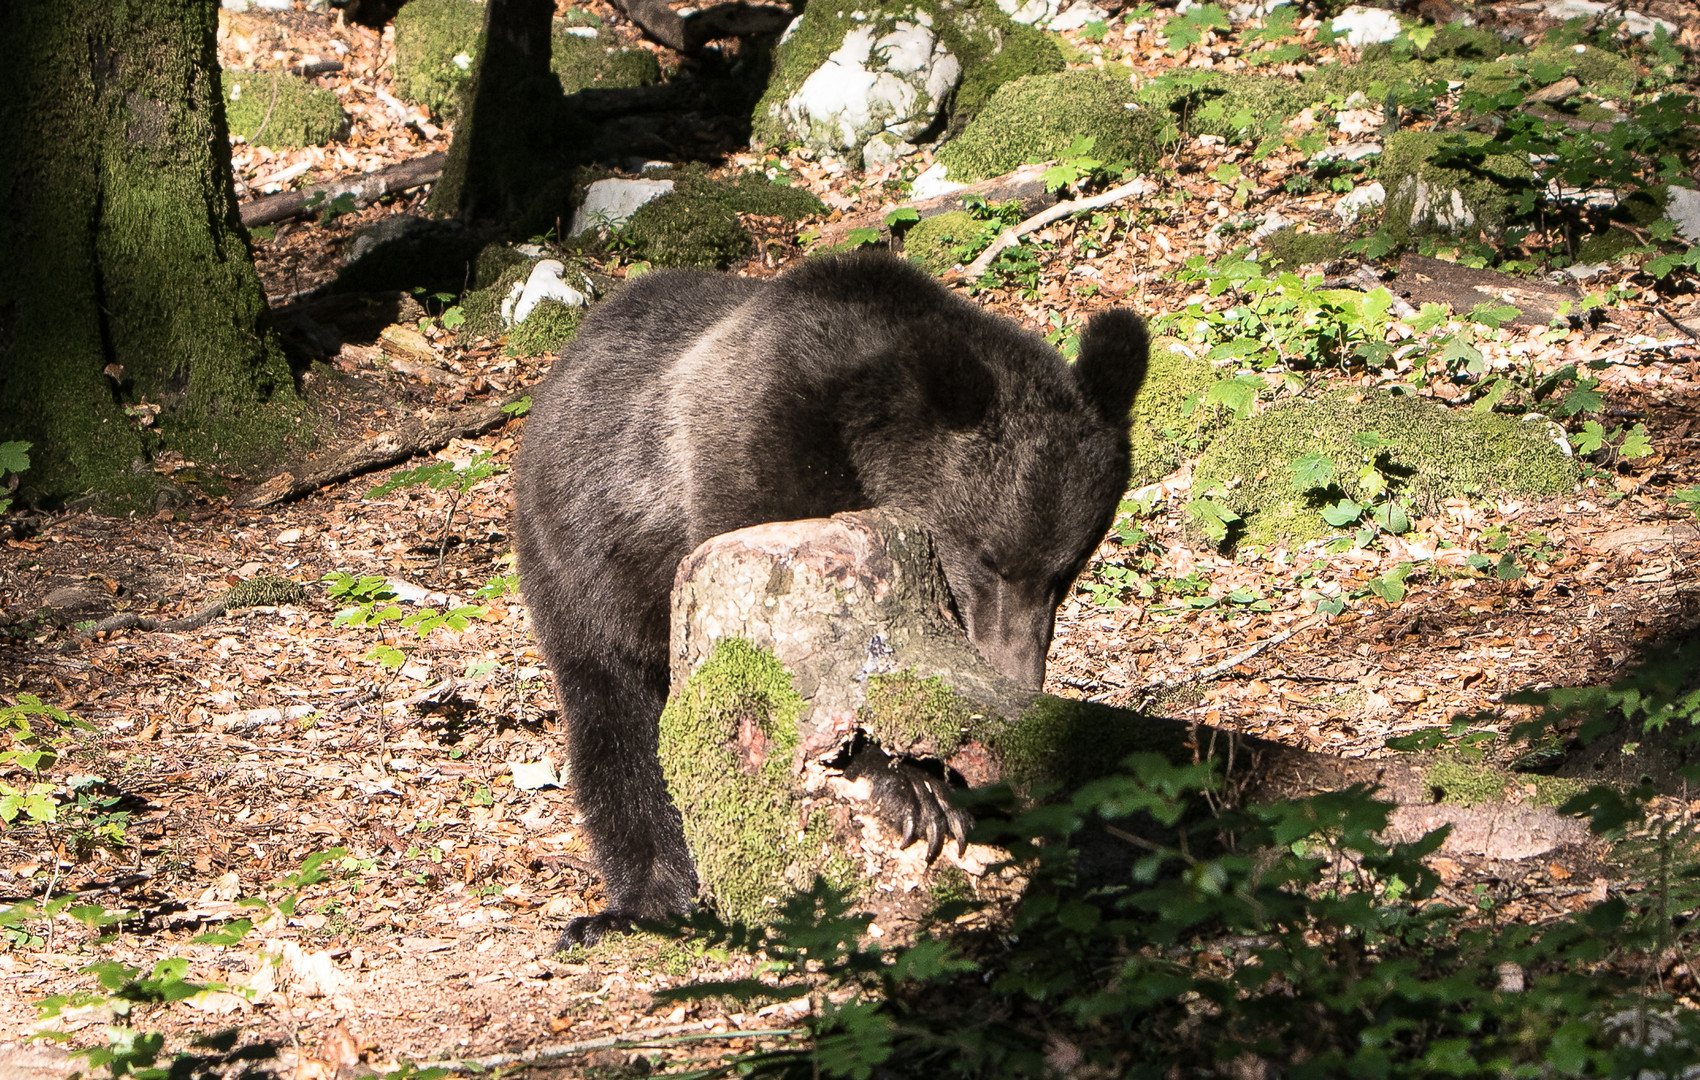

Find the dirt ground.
xmin=3 ymin=0 xmax=1700 ymax=1074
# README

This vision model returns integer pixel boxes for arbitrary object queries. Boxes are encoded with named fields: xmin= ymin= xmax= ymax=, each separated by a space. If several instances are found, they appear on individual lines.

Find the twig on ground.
xmin=950 ymin=177 xmax=1157 ymax=283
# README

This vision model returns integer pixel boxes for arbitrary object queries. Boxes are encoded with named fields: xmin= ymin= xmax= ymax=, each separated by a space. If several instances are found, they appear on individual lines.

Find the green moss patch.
xmin=1378 ymin=130 xmax=1535 ymax=246
xmin=457 ymin=252 xmax=599 ymax=354
xmin=1462 ymin=39 xmax=1638 ymax=103
xmin=902 ymin=210 xmax=983 ymax=274
xmin=947 ymin=13 xmax=1065 ymax=123
xmin=613 ymin=169 xmax=824 ymax=270
xmin=658 ymin=639 xmax=843 ymax=925
xmin=861 ymin=671 xmax=975 ymax=757
xmin=1138 ymin=71 xmax=1317 ymax=143
xmin=1426 ymin=759 xmax=1586 ymax=808
xmin=1127 ymin=340 xmax=1223 ymax=488
xmin=1192 ymin=389 xmax=1578 ymax=546
xmin=937 ymin=71 xmax=1163 ymax=184
xmin=1261 ymin=227 xmax=1347 ymax=270
xmin=221 ymin=70 xmax=345 ymax=148
xmin=392 ymin=0 xmax=485 ymax=117
xmin=550 ymin=24 xmax=660 ymax=95
xmin=991 ymin=696 xmax=1144 ymax=792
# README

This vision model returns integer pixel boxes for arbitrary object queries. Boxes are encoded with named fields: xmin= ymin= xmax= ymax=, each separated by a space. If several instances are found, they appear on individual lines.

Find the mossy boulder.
xmin=1462 ymin=39 xmax=1638 ymax=104
xmin=1127 ymin=339 xmax=1223 ymax=487
xmin=392 ymin=0 xmax=485 ymax=117
xmin=1378 ymin=130 xmax=1535 ymax=246
xmin=550 ymin=24 xmax=661 ymax=95
xmin=1576 ymin=226 xmax=1641 ymax=264
xmin=221 ymin=70 xmax=346 ymax=148
xmin=1192 ymin=389 xmax=1578 ymax=546
xmin=396 ymin=0 xmax=659 ymax=117
xmin=1137 ymin=71 xmax=1318 ymax=143
xmin=611 ymin=169 xmax=825 ymax=270
xmin=457 ymin=251 xmax=603 ymax=354
xmin=935 ymin=71 xmax=1162 ymax=184
xmin=901 ymin=209 xmax=984 ymax=273
xmin=752 ymin=0 xmax=1062 ymax=166
xmin=1262 ymin=227 xmax=1347 ymax=269
xmin=1304 ymin=54 xmax=1464 ymax=102
xmin=1425 ymin=758 xmax=1585 ymax=808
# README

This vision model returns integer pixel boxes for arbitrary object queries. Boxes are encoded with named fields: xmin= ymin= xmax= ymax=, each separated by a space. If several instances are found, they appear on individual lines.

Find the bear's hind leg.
xmin=549 ymin=650 xmax=697 ymax=947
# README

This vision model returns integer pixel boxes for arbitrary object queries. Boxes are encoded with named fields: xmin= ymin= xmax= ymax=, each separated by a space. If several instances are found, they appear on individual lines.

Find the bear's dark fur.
xmin=514 ymin=251 xmax=1147 ymax=944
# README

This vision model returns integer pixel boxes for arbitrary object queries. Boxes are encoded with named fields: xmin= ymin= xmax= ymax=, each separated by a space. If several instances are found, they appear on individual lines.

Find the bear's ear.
xmin=1074 ymin=309 xmax=1148 ymax=425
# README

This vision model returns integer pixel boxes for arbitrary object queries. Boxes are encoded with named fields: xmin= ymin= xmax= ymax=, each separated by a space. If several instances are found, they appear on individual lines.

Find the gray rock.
xmin=1249 ymin=211 xmax=1292 ymax=243
xmin=1334 ymin=181 xmax=1386 ymax=225
xmin=909 ymin=162 xmax=965 ymax=201
xmin=1664 ymin=185 xmax=1700 ymax=245
xmin=568 ymin=177 xmax=676 ymax=237
xmin=345 ymin=214 xmax=435 ymax=265
xmin=1046 ymin=3 xmax=1110 ymax=32
xmin=1314 ymin=140 xmax=1381 ymax=164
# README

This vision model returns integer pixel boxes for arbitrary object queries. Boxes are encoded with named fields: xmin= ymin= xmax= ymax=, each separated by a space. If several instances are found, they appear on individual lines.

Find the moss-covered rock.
xmin=1363 ymin=23 xmax=1516 ymax=65
xmin=1304 ymin=54 xmax=1465 ymax=103
xmin=1461 ymin=38 xmax=1638 ymax=103
xmin=901 ymin=210 xmax=984 ymax=274
xmin=752 ymin=0 xmax=1062 ymax=164
xmin=611 ymin=169 xmax=825 ymax=270
xmin=658 ymin=639 xmax=849 ymax=925
xmin=1378 ymin=130 xmax=1535 ymax=246
xmin=457 ymin=251 xmax=602 ymax=354
xmin=1193 ymin=389 xmax=1578 ymax=546
xmin=1576 ymin=226 xmax=1641 ymax=264
xmin=550 ymin=23 xmax=661 ymax=95
xmin=330 ymin=219 xmax=493 ymax=297
xmin=396 ymin=0 xmax=660 ymax=117
xmin=1127 ymin=340 xmax=1224 ymax=487
xmin=392 ymin=0 xmax=485 ymax=117
xmin=936 ymin=71 xmax=1162 ymax=184
xmin=221 ymin=70 xmax=346 ymax=148
xmin=1138 ymin=71 xmax=1317 ymax=143
xmin=1262 ymin=227 xmax=1347 ymax=269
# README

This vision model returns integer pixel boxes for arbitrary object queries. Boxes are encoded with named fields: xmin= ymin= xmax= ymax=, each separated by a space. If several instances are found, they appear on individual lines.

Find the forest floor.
xmin=2 ymin=0 xmax=1700 ymax=1075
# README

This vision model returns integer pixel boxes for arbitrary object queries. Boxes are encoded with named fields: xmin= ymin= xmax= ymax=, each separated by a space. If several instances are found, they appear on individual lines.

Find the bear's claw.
xmin=843 ymin=744 xmax=971 ymax=860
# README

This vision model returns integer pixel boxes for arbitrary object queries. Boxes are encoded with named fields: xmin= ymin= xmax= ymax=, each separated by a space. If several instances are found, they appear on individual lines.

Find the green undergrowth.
xmin=610 ymin=169 xmax=825 ymax=269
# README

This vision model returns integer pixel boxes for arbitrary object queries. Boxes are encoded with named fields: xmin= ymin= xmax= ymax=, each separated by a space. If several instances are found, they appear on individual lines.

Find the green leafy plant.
xmin=0 ymin=440 xmax=30 ymax=515
xmin=324 ymin=572 xmax=486 ymax=670
xmin=1162 ymin=2 xmax=1227 ymax=53
xmin=1039 ymin=136 xmax=1104 ymax=194
xmin=368 ymin=450 xmax=505 ymax=570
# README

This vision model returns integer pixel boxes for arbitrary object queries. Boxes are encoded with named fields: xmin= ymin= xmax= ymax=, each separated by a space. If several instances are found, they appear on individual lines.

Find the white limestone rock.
xmin=1664 ymin=186 xmax=1700 ymax=245
xmin=909 ymin=162 xmax=965 ymax=201
xmin=568 ymin=177 xmax=676 ymax=237
xmin=1329 ymin=5 xmax=1403 ymax=48
xmin=1334 ymin=181 xmax=1386 ymax=225
xmin=501 ymin=260 xmax=591 ymax=329
xmin=1536 ymin=0 xmax=1676 ymax=40
xmin=778 ymin=11 xmax=962 ymax=165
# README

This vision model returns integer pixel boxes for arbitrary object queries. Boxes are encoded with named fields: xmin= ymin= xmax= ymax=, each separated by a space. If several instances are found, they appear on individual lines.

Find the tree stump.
xmin=658 ymin=509 xmax=1596 ymax=929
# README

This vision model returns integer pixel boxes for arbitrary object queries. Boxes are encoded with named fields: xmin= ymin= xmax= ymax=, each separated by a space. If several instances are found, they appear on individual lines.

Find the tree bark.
xmin=660 ymin=510 xmax=1597 ymax=925
xmin=0 ymin=0 xmax=296 ymax=506
xmin=428 ymin=0 xmax=560 ymax=222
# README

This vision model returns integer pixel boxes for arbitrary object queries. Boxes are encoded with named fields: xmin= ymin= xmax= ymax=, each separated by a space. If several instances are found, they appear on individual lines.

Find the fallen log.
xmin=658 ymin=508 xmax=1596 ymax=929
xmin=233 ymin=393 xmax=522 ymax=509
xmin=239 ymin=151 xmax=446 ymax=228
xmin=812 ymin=164 xmax=1059 ymax=250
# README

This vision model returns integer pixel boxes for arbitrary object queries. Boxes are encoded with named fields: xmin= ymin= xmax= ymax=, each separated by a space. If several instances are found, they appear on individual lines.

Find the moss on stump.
xmin=658 ymin=639 xmax=849 ymax=925
xmin=1193 ymin=389 xmax=1578 ymax=546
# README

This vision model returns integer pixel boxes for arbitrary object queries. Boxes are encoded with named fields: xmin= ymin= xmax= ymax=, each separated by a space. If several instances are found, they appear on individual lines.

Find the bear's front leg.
xmin=551 ymin=649 xmax=699 ymax=948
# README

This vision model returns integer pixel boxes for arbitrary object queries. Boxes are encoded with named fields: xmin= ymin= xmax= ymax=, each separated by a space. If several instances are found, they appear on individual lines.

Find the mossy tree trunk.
xmin=428 ymin=0 xmax=562 ymax=223
xmin=0 ymin=0 xmax=297 ymax=507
